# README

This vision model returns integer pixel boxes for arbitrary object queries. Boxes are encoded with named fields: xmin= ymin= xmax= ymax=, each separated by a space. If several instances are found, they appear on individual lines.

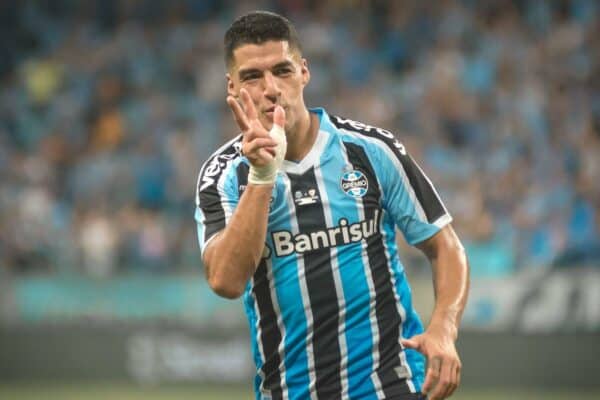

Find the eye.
xmin=275 ymin=67 xmax=292 ymax=76
xmin=241 ymin=73 xmax=261 ymax=82
xmin=240 ymin=71 xmax=261 ymax=82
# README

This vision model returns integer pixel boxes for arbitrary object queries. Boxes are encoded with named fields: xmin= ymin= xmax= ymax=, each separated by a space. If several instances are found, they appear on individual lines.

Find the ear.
xmin=226 ymin=73 xmax=236 ymax=98
xmin=300 ymin=58 xmax=310 ymax=87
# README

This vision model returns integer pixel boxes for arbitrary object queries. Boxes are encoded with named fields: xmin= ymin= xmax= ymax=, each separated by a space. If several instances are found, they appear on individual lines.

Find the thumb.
xmin=273 ymin=105 xmax=285 ymax=128
xmin=401 ymin=336 xmax=421 ymax=351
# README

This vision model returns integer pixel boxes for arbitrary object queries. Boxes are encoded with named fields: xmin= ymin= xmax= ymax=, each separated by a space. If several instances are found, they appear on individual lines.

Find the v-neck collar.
xmin=281 ymin=108 xmax=331 ymax=175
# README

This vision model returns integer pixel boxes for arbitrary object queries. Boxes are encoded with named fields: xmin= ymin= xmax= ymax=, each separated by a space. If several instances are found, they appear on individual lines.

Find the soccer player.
xmin=195 ymin=11 xmax=469 ymax=400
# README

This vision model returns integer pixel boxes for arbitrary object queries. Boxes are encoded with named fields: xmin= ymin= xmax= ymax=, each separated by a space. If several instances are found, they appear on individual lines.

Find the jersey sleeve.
xmin=377 ymin=142 xmax=452 ymax=245
xmin=195 ymin=155 xmax=240 ymax=255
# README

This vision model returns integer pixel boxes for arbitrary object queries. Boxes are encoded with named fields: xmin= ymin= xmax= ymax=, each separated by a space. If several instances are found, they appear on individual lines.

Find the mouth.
xmin=263 ymin=106 xmax=284 ymax=118
xmin=263 ymin=107 xmax=275 ymax=118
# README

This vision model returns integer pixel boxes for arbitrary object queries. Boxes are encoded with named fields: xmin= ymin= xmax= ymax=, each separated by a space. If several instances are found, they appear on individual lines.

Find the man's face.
xmin=227 ymin=40 xmax=310 ymax=132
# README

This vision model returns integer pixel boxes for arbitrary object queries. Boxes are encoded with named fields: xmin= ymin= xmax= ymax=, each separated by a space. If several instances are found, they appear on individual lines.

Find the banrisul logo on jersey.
xmin=341 ymin=170 xmax=368 ymax=198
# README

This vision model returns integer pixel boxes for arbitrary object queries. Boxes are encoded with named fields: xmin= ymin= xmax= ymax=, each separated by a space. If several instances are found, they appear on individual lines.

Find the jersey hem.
xmin=201 ymin=231 xmax=220 ymax=257
xmin=408 ymin=213 xmax=453 ymax=246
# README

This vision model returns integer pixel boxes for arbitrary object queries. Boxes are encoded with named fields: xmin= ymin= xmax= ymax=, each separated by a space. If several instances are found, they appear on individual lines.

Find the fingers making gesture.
xmin=226 ymin=88 xmax=287 ymax=185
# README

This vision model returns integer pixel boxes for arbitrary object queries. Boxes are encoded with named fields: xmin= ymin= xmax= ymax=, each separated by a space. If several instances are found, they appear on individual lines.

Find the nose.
xmin=263 ymin=72 xmax=280 ymax=100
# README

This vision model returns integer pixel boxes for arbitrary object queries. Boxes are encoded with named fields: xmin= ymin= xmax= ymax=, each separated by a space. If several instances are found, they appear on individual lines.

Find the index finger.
xmin=227 ymin=96 xmax=250 ymax=132
xmin=240 ymin=88 xmax=258 ymax=121
xmin=422 ymin=356 xmax=441 ymax=395
xmin=431 ymin=358 xmax=454 ymax=400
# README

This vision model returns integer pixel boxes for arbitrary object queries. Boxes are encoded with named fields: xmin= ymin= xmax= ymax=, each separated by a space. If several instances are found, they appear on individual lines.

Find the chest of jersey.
xmin=263 ymin=161 xmax=382 ymax=261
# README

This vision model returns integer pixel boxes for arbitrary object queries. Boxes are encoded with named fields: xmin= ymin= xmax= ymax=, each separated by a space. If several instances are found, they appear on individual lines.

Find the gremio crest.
xmin=341 ymin=170 xmax=368 ymax=198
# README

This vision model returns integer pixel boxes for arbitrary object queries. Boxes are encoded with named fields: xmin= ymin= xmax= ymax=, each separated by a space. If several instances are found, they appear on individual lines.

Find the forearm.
xmin=203 ymin=184 xmax=273 ymax=298
xmin=430 ymin=252 xmax=469 ymax=340
xmin=424 ymin=228 xmax=470 ymax=340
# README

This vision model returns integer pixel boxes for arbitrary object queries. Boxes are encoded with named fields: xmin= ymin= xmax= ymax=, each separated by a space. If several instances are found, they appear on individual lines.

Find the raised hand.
xmin=227 ymin=89 xmax=286 ymax=185
xmin=401 ymin=329 xmax=461 ymax=399
xmin=227 ymin=88 xmax=285 ymax=165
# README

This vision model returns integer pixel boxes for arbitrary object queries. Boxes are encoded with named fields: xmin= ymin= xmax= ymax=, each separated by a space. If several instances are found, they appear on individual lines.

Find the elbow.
xmin=207 ymin=271 xmax=246 ymax=299
xmin=210 ymin=281 xmax=245 ymax=299
xmin=203 ymin=241 xmax=253 ymax=299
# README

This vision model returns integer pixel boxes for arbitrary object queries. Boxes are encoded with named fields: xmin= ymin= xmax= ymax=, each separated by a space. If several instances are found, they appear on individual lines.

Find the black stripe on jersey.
xmin=343 ymin=142 xmax=412 ymax=397
xmin=196 ymin=136 xmax=243 ymax=241
xmin=253 ymin=260 xmax=283 ymax=400
xmin=398 ymin=154 xmax=445 ymax=223
xmin=241 ymin=162 xmax=284 ymax=397
xmin=330 ymin=115 xmax=445 ymax=223
xmin=289 ymin=168 xmax=342 ymax=400
xmin=236 ymin=162 xmax=249 ymax=196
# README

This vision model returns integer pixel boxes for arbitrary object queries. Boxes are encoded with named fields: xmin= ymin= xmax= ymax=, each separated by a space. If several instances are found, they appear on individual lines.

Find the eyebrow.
xmin=238 ymin=61 xmax=295 ymax=79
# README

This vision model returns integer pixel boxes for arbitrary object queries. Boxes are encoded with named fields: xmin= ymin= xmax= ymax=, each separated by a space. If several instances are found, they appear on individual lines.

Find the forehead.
xmin=231 ymin=40 xmax=298 ymax=72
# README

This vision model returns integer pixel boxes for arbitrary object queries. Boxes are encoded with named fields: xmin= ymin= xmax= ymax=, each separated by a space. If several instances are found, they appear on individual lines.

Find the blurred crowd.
xmin=1 ymin=0 xmax=599 ymax=279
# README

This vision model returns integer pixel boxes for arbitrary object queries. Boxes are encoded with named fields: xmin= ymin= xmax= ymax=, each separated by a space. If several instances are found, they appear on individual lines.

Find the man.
xmin=195 ymin=11 xmax=469 ymax=400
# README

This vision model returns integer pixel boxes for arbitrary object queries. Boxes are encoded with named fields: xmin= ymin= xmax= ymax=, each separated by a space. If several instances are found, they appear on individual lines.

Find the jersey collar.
xmin=281 ymin=107 xmax=334 ymax=175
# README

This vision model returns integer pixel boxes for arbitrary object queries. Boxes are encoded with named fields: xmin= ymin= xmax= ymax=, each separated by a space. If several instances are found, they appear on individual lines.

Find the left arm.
xmin=401 ymin=224 xmax=469 ymax=400
xmin=418 ymin=223 xmax=469 ymax=344
xmin=352 ymin=130 xmax=469 ymax=399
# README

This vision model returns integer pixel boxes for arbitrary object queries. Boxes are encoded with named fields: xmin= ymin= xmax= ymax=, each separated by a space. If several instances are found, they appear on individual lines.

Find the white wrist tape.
xmin=248 ymin=123 xmax=287 ymax=185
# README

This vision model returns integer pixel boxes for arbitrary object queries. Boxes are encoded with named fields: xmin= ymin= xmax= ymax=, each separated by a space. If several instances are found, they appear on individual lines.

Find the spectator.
xmin=0 ymin=0 xmax=597 ymax=276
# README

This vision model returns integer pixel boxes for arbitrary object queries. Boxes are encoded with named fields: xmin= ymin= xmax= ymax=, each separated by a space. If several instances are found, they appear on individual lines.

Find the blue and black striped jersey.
xmin=195 ymin=108 xmax=452 ymax=400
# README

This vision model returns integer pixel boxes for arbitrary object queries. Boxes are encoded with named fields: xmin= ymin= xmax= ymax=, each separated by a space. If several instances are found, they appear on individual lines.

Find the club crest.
xmin=341 ymin=170 xmax=368 ymax=198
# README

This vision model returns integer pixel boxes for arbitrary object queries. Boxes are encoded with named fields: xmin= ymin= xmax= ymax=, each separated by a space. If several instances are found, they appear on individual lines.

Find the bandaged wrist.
xmin=248 ymin=164 xmax=277 ymax=185
xmin=247 ymin=124 xmax=287 ymax=185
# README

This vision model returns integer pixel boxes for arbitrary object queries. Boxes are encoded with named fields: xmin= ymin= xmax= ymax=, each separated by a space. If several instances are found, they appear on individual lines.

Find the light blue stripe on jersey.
xmin=196 ymin=157 xmax=242 ymax=252
xmin=361 ymin=134 xmax=429 ymax=392
xmin=336 ymin=126 xmax=441 ymax=246
xmin=335 ymin=119 xmax=431 ymax=393
xmin=386 ymin=227 xmax=426 ymax=391
xmin=216 ymin=157 xmax=242 ymax=219
xmin=243 ymin=292 xmax=264 ymax=399
xmin=380 ymin=210 xmax=423 ymax=392
xmin=377 ymin=209 xmax=425 ymax=391
xmin=396 ymin=273 xmax=426 ymax=392
xmin=267 ymin=174 xmax=311 ymax=400
xmin=318 ymin=115 xmax=378 ymax=399
xmin=356 ymin=134 xmax=429 ymax=391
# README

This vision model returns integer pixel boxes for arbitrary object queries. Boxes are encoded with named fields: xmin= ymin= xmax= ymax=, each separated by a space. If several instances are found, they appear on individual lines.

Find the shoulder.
xmin=196 ymin=134 xmax=244 ymax=199
xmin=328 ymin=114 xmax=408 ymax=160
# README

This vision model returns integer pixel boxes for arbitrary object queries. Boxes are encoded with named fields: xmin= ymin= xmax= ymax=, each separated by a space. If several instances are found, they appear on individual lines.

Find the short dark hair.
xmin=224 ymin=11 xmax=302 ymax=68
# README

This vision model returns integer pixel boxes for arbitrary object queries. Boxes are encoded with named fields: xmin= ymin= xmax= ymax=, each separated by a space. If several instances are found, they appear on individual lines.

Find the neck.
xmin=285 ymin=108 xmax=318 ymax=161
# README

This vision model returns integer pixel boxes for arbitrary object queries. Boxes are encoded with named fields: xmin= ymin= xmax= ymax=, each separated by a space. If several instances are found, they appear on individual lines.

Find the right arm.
xmin=203 ymin=183 xmax=273 ymax=298
xmin=200 ymin=89 xmax=286 ymax=299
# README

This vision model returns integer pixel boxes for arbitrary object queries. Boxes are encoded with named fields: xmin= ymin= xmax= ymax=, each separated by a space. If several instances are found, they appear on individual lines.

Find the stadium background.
xmin=1 ymin=0 xmax=599 ymax=399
